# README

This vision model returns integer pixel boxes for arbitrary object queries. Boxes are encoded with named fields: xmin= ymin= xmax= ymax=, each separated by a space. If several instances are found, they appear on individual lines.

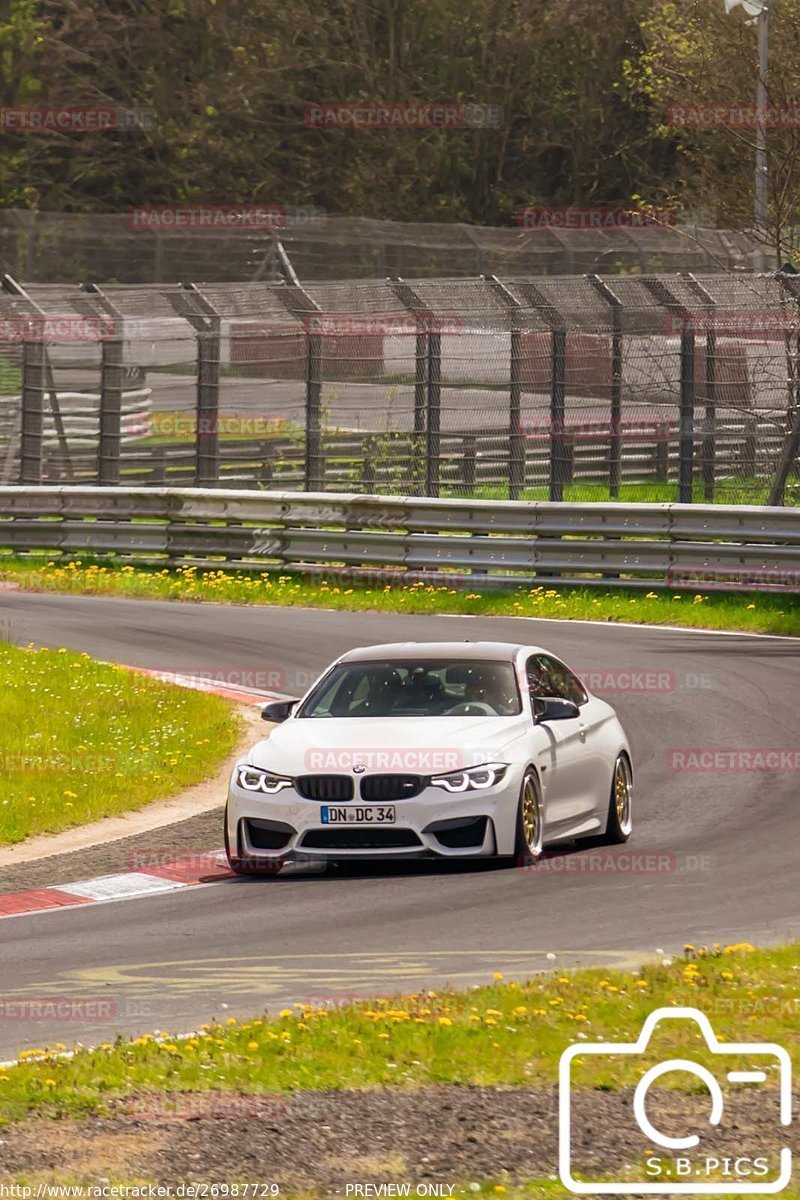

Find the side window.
xmin=526 ymin=654 xmax=587 ymax=707
xmin=526 ymin=654 xmax=555 ymax=698
xmin=540 ymin=655 xmax=588 ymax=707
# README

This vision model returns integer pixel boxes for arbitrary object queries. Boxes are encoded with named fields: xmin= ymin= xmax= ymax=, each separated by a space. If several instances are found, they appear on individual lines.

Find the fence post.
xmin=3 ymin=272 xmax=73 ymax=481
xmin=427 ymin=329 xmax=441 ymax=497
xmin=550 ymin=327 xmax=568 ymax=501
xmin=682 ymin=274 xmax=718 ymax=501
xmin=643 ymin=278 xmax=694 ymax=503
xmin=196 ymin=321 xmax=221 ymax=486
xmin=767 ymin=270 xmax=800 ymax=504
xmin=678 ymin=329 xmax=695 ymax=503
xmin=514 ymin=282 xmax=569 ymax=502
xmin=98 ymin=335 xmax=124 ymax=486
xmin=167 ymin=284 xmax=222 ymax=487
xmin=391 ymin=279 xmax=439 ymax=496
xmin=20 ymin=336 xmax=45 ymax=484
xmin=273 ymin=276 xmax=326 ymax=492
xmin=305 ymin=328 xmax=323 ymax=491
xmin=487 ymin=276 xmax=524 ymax=500
xmin=82 ymin=284 xmax=127 ymax=487
xmin=587 ymin=274 xmax=622 ymax=498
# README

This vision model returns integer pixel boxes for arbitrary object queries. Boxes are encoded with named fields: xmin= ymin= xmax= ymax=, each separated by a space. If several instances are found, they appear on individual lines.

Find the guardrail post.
xmin=99 ymin=335 xmax=124 ymax=485
xmin=587 ymin=275 xmax=622 ymax=498
xmin=20 ymin=336 xmax=45 ymax=484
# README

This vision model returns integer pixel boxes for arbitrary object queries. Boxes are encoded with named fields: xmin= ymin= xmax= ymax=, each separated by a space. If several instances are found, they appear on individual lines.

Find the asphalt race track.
xmin=0 ymin=592 xmax=798 ymax=1059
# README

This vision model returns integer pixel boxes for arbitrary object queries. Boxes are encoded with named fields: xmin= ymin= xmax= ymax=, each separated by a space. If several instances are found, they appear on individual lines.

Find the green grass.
xmin=0 ymin=943 xmax=795 ymax=1121
xmin=1 ymin=557 xmax=799 ymax=636
xmin=0 ymin=641 xmax=240 ymax=845
xmin=0 ymin=354 xmax=22 ymax=395
xmin=448 ymin=479 xmax=800 ymax=505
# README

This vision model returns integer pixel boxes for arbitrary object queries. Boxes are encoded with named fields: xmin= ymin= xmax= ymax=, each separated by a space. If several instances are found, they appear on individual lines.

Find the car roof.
xmin=337 ymin=641 xmax=544 ymax=664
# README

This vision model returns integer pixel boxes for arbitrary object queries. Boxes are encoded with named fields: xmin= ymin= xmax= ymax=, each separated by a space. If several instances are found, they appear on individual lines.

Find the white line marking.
xmin=441 ymin=612 xmax=799 ymax=640
xmin=56 ymin=872 xmax=187 ymax=901
xmin=728 ymin=1069 xmax=768 ymax=1082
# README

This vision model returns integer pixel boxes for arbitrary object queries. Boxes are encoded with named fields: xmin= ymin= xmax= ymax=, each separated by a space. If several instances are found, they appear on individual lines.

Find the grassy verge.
xmin=0 ymin=355 xmax=22 ymax=394
xmin=447 ymin=479 xmax=800 ymax=505
xmin=0 ymin=942 xmax=795 ymax=1119
xmin=1 ymin=557 xmax=799 ymax=636
xmin=0 ymin=641 xmax=239 ymax=845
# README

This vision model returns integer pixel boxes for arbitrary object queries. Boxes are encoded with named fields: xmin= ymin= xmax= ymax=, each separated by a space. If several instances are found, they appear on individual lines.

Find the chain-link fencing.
xmin=2 ymin=269 xmax=799 ymax=505
xmin=0 ymin=211 xmax=763 ymax=283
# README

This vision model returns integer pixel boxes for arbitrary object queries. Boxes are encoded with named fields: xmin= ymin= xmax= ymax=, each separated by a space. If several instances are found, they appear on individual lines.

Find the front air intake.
xmin=295 ymin=775 xmax=354 ymax=802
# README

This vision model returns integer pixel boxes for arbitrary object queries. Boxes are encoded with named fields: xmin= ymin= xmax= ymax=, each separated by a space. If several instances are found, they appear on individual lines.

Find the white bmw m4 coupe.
xmin=224 ymin=641 xmax=633 ymax=872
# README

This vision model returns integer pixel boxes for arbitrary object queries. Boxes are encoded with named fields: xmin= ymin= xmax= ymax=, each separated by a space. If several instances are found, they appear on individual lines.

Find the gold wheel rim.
xmin=522 ymin=779 xmax=538 ymax=849
xmin=615 ymin=759 xmax=630 ymax=827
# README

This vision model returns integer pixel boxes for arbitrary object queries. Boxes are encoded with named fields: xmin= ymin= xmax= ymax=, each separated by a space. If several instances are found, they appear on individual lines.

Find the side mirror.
xmin=533 ymin=695 xmax=580 ymax=723
xmin=261 ymin=699 xmax=297 ymax=723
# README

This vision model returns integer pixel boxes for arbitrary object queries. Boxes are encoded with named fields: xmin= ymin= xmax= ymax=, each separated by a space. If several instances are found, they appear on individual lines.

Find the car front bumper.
xmin=225 ymin=773 xmax=522 ymax=863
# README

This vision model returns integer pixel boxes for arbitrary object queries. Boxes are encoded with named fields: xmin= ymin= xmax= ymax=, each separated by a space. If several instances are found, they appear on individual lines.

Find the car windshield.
xmin=297 ymin=659 xmax=521 ymax=718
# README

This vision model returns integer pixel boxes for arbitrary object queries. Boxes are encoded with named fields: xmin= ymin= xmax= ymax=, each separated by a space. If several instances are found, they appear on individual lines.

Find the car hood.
xmin=245 ymin=715 xmax=529 ymax=777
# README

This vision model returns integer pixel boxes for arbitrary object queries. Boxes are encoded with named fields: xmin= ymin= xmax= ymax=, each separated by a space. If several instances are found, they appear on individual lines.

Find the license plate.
xmin=320 ymin=805 xmax=396 ymax=825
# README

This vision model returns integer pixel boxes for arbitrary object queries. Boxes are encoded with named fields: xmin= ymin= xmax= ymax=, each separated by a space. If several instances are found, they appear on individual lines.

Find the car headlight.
xmin=430 ymin=762 xmax=509 ymax=793
xmin=235 ymin=765 xmax=294 ymax=794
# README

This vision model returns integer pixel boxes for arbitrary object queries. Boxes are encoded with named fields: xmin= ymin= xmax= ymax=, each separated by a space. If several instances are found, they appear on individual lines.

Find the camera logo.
xmin=559 ymin=1006 xmax=791 ymax=1194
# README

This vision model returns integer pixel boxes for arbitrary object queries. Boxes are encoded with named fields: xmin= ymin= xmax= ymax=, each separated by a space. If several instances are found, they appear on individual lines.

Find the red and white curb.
xmin=0 ymin=668 xmax=290 ymax=922
xmin=0 ymin=851 xmax=236 ymax=919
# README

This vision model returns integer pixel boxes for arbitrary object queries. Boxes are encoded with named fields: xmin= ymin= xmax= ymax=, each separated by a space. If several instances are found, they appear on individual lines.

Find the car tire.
xmin=513 ymin=769 xmax=545 ymax=865
xmin=224 ymin=813 xmax=283 ymax=877
xmin=601 ymin=753 xmax=633 ymax=844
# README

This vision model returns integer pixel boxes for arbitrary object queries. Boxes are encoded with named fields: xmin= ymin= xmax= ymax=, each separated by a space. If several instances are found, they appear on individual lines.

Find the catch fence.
xmin=1 ymin=270 xmax=800 ymax=506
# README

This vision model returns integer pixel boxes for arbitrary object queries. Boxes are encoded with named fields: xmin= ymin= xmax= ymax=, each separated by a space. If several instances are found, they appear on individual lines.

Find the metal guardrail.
xmin=1 ymin=487 xmax=799 ymax=592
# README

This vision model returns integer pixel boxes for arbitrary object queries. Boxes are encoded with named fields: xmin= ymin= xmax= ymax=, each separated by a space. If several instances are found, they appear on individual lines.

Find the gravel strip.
xmin=0 ymin=808 xmax=225 ymax=895
xmin=0 ymin=1086 xmax=795 ymax=1191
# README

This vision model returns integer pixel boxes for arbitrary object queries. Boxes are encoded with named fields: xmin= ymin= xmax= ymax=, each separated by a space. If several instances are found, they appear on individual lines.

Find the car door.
xmin=526 ymin=653 xmax=601 ymax=836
